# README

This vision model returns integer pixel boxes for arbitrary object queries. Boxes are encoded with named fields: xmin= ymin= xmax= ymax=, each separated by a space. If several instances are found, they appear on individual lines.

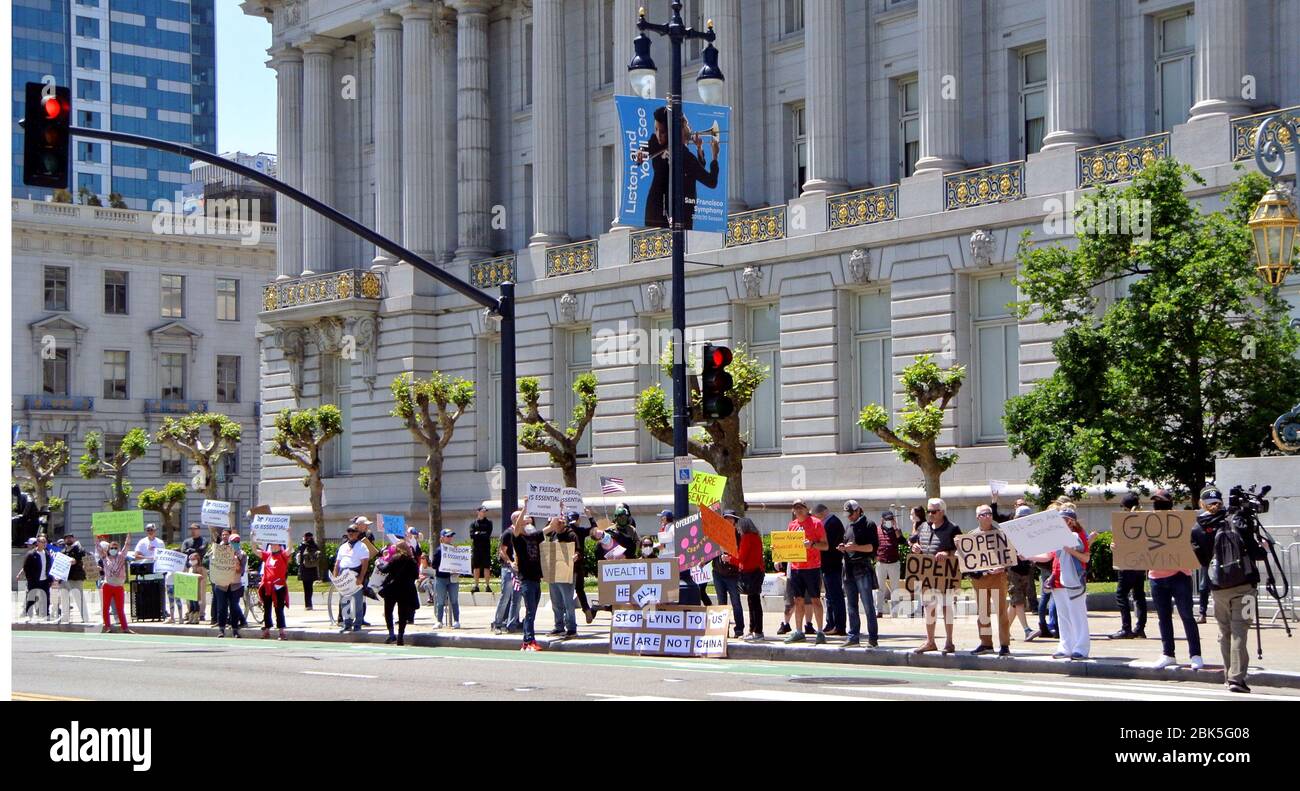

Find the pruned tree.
xmin=138 ymin=483 xmax=188 ymax=543
xmin=12 ymin=440 xmax=70 ymax=511
xmin=107 ymin=192 xmax=127 ymax=209
xmin=519 ymin=373 xmax=597 ymax=489
xmin=391 ymin=372 xmax=475 ymax=534
xmin=154 ymin=413 xmax=241 ymax=499
xmin=79 ymin=428 xmax=149 ymax=511
xmin=858 ymin=354 xmax=966 ymax=499
xmin=268 ymin=405 xmax=342 ymax=540
xmin=634 ymin=345 xmax=768 ymax=513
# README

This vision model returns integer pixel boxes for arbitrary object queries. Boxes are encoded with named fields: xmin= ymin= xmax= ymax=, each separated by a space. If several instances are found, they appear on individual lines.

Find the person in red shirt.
xmin=784 ymin=499 xmax=830 ymax=644
xmin=730 ymin=510 xmax=766 ymax=641
xmin=258 ymin=543 xmax=291 ymax=640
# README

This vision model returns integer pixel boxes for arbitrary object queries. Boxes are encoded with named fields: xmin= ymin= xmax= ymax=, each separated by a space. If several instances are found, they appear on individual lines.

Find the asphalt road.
xmin=13 ymin=631 xmax=1300 ymax=702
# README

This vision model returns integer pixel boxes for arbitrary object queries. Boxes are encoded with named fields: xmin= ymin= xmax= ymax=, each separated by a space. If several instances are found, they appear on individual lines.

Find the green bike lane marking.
xmin=13 ymin=630 xmax=1011 ymax=687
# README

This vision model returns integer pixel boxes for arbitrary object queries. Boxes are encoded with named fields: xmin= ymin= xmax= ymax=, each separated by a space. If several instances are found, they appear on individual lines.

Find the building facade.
xmin=248 ymin=0 xmax=1300 ymax=536
xmin=11 ymin=0 xmax=217 ymax=209
xmin=11 ymin=198 xmax=275 ymax=538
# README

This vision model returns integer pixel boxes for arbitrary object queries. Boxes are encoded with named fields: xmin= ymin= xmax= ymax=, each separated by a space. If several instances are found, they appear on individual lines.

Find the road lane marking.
xmin=13 ymin=691 xmax=89 ymax=701
xmin=300 ymin=671 xmax=377 ymax=679
xmin=710 ymin=689 xmax=890 ymax=702
xmin=587 ymin=693 xmax=693 ymax=701
xmin=1017 ymin=678 xmax=1289 ymax=701
xmin=950 ymin=680 xmax=1206 ymax=702
xmin=827 ymin=685 xmax=1061 ymax=702
xmin=54 ymin=654 xmax=143 ymax=663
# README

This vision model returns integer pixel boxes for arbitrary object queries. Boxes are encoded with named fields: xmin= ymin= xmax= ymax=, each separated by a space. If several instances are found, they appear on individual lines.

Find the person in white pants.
xmin=873 ymin=511 xmax=903 ymax=616
xmin=54 ymin=535 xmax=91 ymax=623
xmin=1031 ymin=506 xmax=1092 ymax=659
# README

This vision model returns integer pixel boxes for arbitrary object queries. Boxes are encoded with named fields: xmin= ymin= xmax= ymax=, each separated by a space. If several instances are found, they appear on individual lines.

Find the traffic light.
xmin=22 ymin=82 xmax=72 ymax=189
xmin=700 ymin=344 xmax=734 ymax=419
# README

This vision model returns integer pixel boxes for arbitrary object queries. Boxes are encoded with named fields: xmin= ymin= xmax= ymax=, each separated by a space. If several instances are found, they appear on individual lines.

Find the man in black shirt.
xmin=56 ymin=534 xmax=90 ymax=624
xmin=910 ymin=498 xmax=961 ymax=654
xmin=510 ymin=503 xmax=551 ymax=651
xmin=838 ymin=500 xmax=879 ymax=647
xmin=491 ymin=528 xmax=522 ymax=634
xmin=813 ymin=504 xmax=847 ymax=635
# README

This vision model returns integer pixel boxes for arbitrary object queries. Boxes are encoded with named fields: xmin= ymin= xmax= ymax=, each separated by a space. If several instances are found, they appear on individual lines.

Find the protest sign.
xmin=542 ymin=541 xmax=576 ymax=584
xmin=49 ymin=553 xmax=73 ymax=582
xmin=526 ymin=483 xmax=564 ymax=518
xmin=955 ymin=530 xmax=1013 ymax=573
xmin=672 ymin=514 xmax=723 ymax=570
xmin=174 ymin=572 xmax=200 ymax=602
xmin=330 ymin=570 xmax=359 ymax=597
xmin=699 ymin=506 xmax=738 ymax=555
xmin=634 ymin=584 xmax=664 ymax=608
xmin=1110 ymin=511 xmax=1200 ymax=571
xmin=201 ymin=500 xmax=234 ymax=530
xmin=609 ymin=604 xmax=730 ymax=658
xmin=1000 ymin=510 xmax=1075 ymax=557
xmin=209 ymin=543 xmax=241 ymax=587
xmin=91 ymin=510 xmax=143 ymax=535
xmin=152 ymin=548 xmax=188 ymax=574
xmin=379 ymin=514 xmax=406 ymax=543
xmin=689 ymin=563 xmax=713 ymax=586
xmin=560 ymin=487 xmax=585 ymax=514
xmin=902 ymin=553 xmax=961 ymax=593
xmin=760 ymin=573 xmax=786 ymax=597
xmin=438 ymin=545 xmax=473 ymax=575
xmin=989 ymin=479 xmax=1008 ymax=496
xmin=598 ymin=558 xmax=679 ymax=607
xmin=770 ymin=531 xmax=809 ymax=564
xmin=250 ymin=514 xmax=291 ymax=547
xmin=687 ymin=472 xmax=727 ymax=507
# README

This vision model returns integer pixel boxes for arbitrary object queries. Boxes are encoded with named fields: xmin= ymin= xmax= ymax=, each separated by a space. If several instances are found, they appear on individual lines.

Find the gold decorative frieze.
xmin=725 ymin=206 xmax=786 ymax=248
xmin=1231 ymin=106 xmax=1300 ymax=162
xmin=944 ymin=161 xmax=1026 ymax=211
xmin=630 ymin=228 xmax=673 ymax=262
xmin=261 ymin=269 xmax=383 ymax=312
xmin=470 ymin=254 xmax=518 ymax=289
xmin=1077 ymin=133 xmax=1171 ymax=188
xmin=828 ymin=184 xmax=899 ymax=230
xmin=546 ymin=240 xmax=598 ymax=277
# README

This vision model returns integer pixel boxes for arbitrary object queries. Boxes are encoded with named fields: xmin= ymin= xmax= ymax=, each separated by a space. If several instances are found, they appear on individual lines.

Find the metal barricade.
xmin=1269 ymin=542 xmax=1300 ymax=624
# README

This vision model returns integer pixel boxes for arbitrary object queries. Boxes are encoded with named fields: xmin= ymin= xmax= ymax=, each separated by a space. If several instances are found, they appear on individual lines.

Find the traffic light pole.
xmin=59 ymin=125 xmax=519 ymax=523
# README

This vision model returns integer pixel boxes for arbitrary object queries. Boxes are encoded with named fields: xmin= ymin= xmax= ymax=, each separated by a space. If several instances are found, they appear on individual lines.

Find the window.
xmin=973 ymin=274 xmax=1019 ymax=442
xmin=76 ymin=79 xmax=101 ymax=101
xmin=601 ymin=0 xmax=615 ymax=85
xmin=103 ymin=434 xmax=125 ymax=459
xmin=216 ymin=278 xmax=239 ymax=321
xmin=1019 ymin=47 xmax=1047 ymax=157
xmin=104 ymin=270 xmax=128 ymax=314
xmin=688 ymin=4 xmax=706 ymax=62
xmin=485 ymin=340 xmax=501 ymax=469
xmin=160 ymin=352 xmax=186 ymax=400
xmin=76 ymin=48 xmax=100 ymax=69
xmin=1156 ymin=9 xmax=1195 ymax=131
xmin=601 ymin=145 xmax=616 ymax=232
xmin=566 ymin=329 xmax=593 ymax=460
xmin=789 ymin=103 xmax=808 ymax=199
xmin=78 ymin=110 xmax=100 ymax=128
xmin=783 ymin=0 xmax=805 ymax=35
xmin=523 ymin=163 xmax=535 ymax=243
xmin=323 ymin=358 xmax=353 ymax=476
xmin=898 ymin=76 xmax=920 ymax=178
xmin=161 ymin=445 xmax=183 ymax=475
xmin=44 ymin=266 xmax=69 ymax=311
xmin=43 ymin=349 xmax=70 ymax=396
xmin=77 ymin=141 xmax=101 ymax=163
xmin=746 ymin=304 xmax=782 ymax=454
xmin=217 ymin=450 xmax=238 ymax=482
xmin=524 ymin=21 xmax=534 ymax=107
xmin=102 ymin=351 xmax=129 ymax=400
xmin=216 ymin=355 xmax=240 ymax=403
xmin=854 ymin=291 xmax=893 ymax=448
xmin=75 ymin=16 xmax=100 ymax=37
xmin=160 ymin=274 xmax=184 ymax=318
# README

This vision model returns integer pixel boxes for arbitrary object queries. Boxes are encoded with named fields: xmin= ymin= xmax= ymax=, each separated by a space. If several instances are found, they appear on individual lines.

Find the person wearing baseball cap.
xmin=838 ymin=500 xmax=879 ymax=648
xmin=428 ymin=528 xmax=462 ymax=629
xmin=334 ymin=520 xmax=371 ymax=634
xmin=784 ymin=499 xmax=829 ymax=645
xmin=872 ymin=508 xmax=903 ymax=619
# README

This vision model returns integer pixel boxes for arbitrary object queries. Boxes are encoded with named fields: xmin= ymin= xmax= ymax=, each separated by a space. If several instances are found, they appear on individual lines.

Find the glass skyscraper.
xmin=11 ymin=0 xmax=216 ymax=209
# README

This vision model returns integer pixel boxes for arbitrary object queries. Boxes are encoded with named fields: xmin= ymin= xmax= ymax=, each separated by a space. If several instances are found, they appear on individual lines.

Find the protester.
xmin=179 ymin=523 xmax=209 ymax=618
xmin=334 ymin=521 xmax=371 ymax=633
xmin=56 ymin=534 xmax=90 ymax=624
xmin=232 ymin=532 xmax=250 ymax=630
xmin=731 ymin=511 xmax=765 ymax=641
xmin=1147 ymin=557 xmax=1203 ymax=670
xmin=910 ymin=498 xmax=961 ymax=654
xmin=429 ymin=529 xmax=462 ymax=628
xmin=491 ymin=526 xmax=522 ymax=635
xmin=1109 ymin=492 xmax=1150 ymax=639
xmin=212 ymin=532 xmax=248 ymax=638
xmin=184 ymin=552 xmax=207 ymax=623
xmin=1191 ymin=486 xmax=1268 ymax=693
xmin=469 ymin=506 xmax=494 ymax=593
xmin=19 ymin=535 xmax=54 ymax=620
xmin=640 ymin=535 xmax=659 ymax=557
xmin=783 ymin=499 xmax=829 ymax=644
xmin=96 ymin=540 xmax=134 ymax=634
xmin=873 ymin=511 xmax=903 ymax=618
xmin=968 ymin=504 xmax=1011 ymax=656
xmin=995 ymin=503 xmax=1037 ymax=640
xmin=206 ymin=527 xmax=231 ymax=624
xmin=812 ymin=504 xmax=847 ymax=636
xmin=379 ymin=538 xmax=420 ymax=645
xmin=293 ymin=532 xmax=323 ymax=610
xmin=510 ymin=502 xmax=546 ymax=651
xmin=417 ymin=553 xmax=437 ymax=604
xmin=134 ymin=523 xmax=165 ymax=561
xmin=258 ymin=543 xmax=291 ymax=640
xmin=1027 ymin=502 xmax=1061 ymax=641
xmin=546 ymin=514 xmax=582 ymax=639
xmin=1031 ymin=506 xmax=1091 ymax=659
xmin=712 ymin=514 xmax=745 ymax=639
xmin=839 ymin=500 xmax=879 ymax=648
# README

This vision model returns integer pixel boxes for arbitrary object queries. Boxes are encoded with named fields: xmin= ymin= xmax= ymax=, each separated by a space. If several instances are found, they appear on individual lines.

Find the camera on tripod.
xmin=1228 ymin=484 xmax=1271 ymax=516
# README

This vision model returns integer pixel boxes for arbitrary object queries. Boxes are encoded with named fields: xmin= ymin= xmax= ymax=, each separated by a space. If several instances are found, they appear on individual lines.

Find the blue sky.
xmin=216 ymin=3 xmax=276 ymax=154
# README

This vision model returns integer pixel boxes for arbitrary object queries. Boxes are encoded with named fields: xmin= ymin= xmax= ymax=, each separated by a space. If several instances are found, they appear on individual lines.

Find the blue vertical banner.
xmin=615 ymin=96 xmax=730 ymax=233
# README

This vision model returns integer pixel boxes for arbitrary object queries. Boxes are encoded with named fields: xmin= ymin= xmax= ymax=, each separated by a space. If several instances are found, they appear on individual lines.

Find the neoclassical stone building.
xmin=246 ymin=0 xmax=1300 ymax=536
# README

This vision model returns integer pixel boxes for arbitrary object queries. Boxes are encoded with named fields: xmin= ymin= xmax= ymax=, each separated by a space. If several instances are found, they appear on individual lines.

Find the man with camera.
xmin=1191 ymin=486 xmax=1270 ymax=693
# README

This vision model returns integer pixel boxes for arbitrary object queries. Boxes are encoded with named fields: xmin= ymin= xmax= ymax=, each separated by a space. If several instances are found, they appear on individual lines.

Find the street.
xmin=13 ymin=631 xmax=1300 ymax=702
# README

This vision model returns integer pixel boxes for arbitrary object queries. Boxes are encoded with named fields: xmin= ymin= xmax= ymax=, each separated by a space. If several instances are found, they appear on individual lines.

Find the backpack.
xmin=1208 ymin=527 xmax=1249 ymax=589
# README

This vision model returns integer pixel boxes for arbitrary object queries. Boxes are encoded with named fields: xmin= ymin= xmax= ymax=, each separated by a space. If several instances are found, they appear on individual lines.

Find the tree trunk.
xmin=112 ymin=468 xmax=127 ymax=511
xmin=716 ymin=453 xmax=747 ymax=515
xmin=201 ymin=458 xmax=217 ymax=500
xmin=920 ymin=458 xmax=943 ymax=500
xmin=427 ymin=450 xmax=444 ymax=537
xmin=32 ymin=478 xmax=49 ymax=511
xmin=162 ymin=505 xmax=179 ymax=544
xmin=309 ymin=471 xmax=325 ymax=542
xmin=561 ymin=453 xmax=578 ymax=489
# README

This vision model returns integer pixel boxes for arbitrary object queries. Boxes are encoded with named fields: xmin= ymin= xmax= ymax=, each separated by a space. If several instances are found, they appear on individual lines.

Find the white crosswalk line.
xmin=1018 ymin=679 xmax=1290 ymax=701
xmin=587 ymin=693 xmax=694 ymax=701
xmin=950 ymin=680 xmax=1205 ymax=702
xmin=300 ymin=670 xmax=376 ymax=679
xmin=55 ymin=654 xmax=142 ymax=663
xmin=710 ymin=689 xmax=890 ymax=702
xmin=826 ymin=685 xmax=1063 ymax=702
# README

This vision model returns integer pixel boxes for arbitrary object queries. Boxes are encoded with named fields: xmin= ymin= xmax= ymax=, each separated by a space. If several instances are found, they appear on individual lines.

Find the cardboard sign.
xmin=634 ymin=584 xmax=664 ymax=608
xmin=770 ymin=531 xmax=809 ymax=564
xmin=330 ymin=569 xmax=359 ymax=597
xmin=760 ymin=573 xmax=786 ymax=597
xmin=526 ymin=483 xmax=564 ymax=517
xmin=201 ymin=500 xmax=234 ymax=530
xmin=209 ymin=543 xmax=241 ymax=588
xmin=49 ymin=553 xmax=73 ymax=582
xmin=152 ymin=548 xmax=188 ymax=574
xmin=379 ymin=514 xmax=406 ymax=543
xmin=690 ymin=563 xmax=713 ymax=585
xmin=699 ymin=506 xmax=739 ymax=555
xmin=598 ymin=558 xmax=680 ymax=608
xmin=560 ymin=487 xmax=585 ymax=514
xmin=609 ymin=604 xmax=730 ymax=658
xmin=91 ymin=510 xmax=144 ymax=535
xmin=438 ymin=545 xmax=473 ymax=575
xmin=955 ymin=530 xmax=1013 ymax=573
xmin=250 ymin=514 xmax=291 ymax=547
xmin=174 ymin=572 xmax=200 ymax=601
xmin=1000 ymin=510 xmax=1075 ymax=557
xmin=1110 ymin=511 xmax=1201 ymax=571
xmin=542 ymin=540 xmax=577 ymax=584
xmin=687 ymin=472 xmax=727 ymax=507
xmin=672 ymin=513 xmax=725 ymax=570
xmin=902 ymin=553 xmax=961 ymax=593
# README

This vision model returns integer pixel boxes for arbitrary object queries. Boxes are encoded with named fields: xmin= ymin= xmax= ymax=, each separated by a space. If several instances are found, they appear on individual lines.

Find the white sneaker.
xmin=452 ymin=622 xmax=461 ymax=629
xmin=433 ymin=622 xmax=443 ymax=629
xmin=1190 ymin=655 xmax=1205 ymax=670
xmin=1153 ymin=655 xmax=1179 ymax=669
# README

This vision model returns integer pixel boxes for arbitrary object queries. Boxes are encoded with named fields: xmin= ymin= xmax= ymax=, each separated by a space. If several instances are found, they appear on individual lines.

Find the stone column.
xmin=451 ymin=0 xmax=493 ymax=262
xmin=433 ymin=8 xmax=458 ymax=263
xmin=371 ymin=13 xmax=403 ymax=265
xmin=530 ymin=0 xmax=569 ymax=247
xmin=399 ymin=3 xmax=436 ymax=258
xmin=704 ymin=0 xmax=744 ymax=209
xmin=913 ymin=0 xmax=964 ymax=175
xmin=801 ymin=0 xmax=848 ymax=194
xmin=270 ymin=46 xmax=303 ymax=279
xmin=301 ymin=37 xmax=340 ymax=274
xmin=1189 ymin=0 xmax=1250 ymax=120
xmin=1041 ymin=0 xmax=1097 ymax=150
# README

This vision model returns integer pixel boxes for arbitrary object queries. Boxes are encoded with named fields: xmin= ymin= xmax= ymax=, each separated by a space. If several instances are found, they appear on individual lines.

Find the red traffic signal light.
xmin=701 ymin=343 xmax=735 ymax=419
xmin=22 ymin=82 xmax=72 ymax=189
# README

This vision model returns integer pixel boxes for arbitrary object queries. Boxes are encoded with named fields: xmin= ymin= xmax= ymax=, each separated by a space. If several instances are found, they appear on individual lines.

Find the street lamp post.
xmin=629 ymin=2 xmax=725 ymax=520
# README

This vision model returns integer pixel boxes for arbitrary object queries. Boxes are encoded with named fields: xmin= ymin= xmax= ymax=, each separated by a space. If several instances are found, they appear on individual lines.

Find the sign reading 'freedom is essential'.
xmin=954 ymin=530 xmax=1013 ymax=573
xmin=250 ymin=514 xmax=291 ymax=546
xmin=525 ymin=483 xmax=564 ymax=518
xmin=1109 ymin=511 xmax=1200 ymax=570
xmin=201 ymin=500 xmax=233 ymax=530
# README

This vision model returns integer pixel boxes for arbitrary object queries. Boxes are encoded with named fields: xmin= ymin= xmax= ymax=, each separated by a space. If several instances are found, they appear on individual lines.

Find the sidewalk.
xmin=14 ymin=589 xmax=1300 ymax=690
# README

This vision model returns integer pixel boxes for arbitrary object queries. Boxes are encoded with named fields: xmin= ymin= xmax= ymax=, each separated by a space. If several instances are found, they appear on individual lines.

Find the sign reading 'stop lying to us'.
xmin=1110 ymin=511 xmax=1200 ymax=571
xmin=609 ymin=605 xmax=730 ymax=658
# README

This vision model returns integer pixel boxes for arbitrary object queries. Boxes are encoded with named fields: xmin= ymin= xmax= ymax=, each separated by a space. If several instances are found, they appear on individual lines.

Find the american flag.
xmin=600 ymin=476 xmax=627 ymax=495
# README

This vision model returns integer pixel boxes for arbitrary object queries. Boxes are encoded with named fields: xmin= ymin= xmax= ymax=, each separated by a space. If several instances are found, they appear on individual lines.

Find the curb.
xmin=15 ymin=621 xmax=1300 ymax=691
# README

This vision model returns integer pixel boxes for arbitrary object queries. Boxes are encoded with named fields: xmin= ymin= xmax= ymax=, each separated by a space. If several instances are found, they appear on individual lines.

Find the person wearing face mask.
xmin=873 ymin=512 xmax=902 ymax=618
xmin=639 ymin=536 xmax=660 ymax=558
xmin=183 ymin=552 xmax=207 ymax=623
xmin=510 ymin=501 xmax=547 ymax=651
xmin=258 ymin=542 xmax=291 ymax=639
xmin=96 ymin=540 xmax=135 ymax=634
xmin=546 ymin=515 xmax=582 ymax=639
xmin=56 ymin=534 xmax=90 ymax=624
xmin=211 ymin=532 xmax=247 ymax=638
xmin=180 ymin=523 xmax=209 ymax=619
